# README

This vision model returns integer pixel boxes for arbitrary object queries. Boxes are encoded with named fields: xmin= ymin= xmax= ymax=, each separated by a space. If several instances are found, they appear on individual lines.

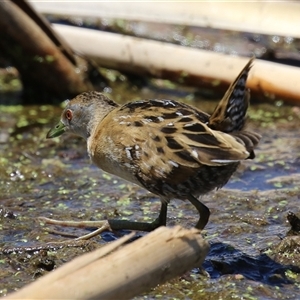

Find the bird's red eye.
xmin=65 ymin=109 xmax=73 ymax=121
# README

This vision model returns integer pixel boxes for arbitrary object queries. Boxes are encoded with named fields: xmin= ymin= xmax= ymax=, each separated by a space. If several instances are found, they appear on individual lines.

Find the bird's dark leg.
xmin=107 ymin=201 xmax=168 ymax=232
xmin=187 ymin=194 xmax=210 ymax=230
xmin=39 ymin=201 xmax=168 ymax=239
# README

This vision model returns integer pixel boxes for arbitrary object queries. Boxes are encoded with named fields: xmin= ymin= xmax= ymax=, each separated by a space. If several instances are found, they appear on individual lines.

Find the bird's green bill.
xmin=46 ymin=121 xmax=66 ymax=138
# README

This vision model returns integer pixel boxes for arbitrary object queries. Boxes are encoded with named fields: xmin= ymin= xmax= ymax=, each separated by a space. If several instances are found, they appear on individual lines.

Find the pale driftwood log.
xmin=6 ymin=226 xmax=209 ymax=300
xmin=53 ymin=24 xmax=300 ymax=105
xmin=30 ymin=1 xmax=300 ymax=38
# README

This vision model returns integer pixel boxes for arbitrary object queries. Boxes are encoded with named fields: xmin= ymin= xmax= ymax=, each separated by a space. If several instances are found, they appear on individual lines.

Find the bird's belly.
xmin=90 ymin=153 xmax=142 ymax=187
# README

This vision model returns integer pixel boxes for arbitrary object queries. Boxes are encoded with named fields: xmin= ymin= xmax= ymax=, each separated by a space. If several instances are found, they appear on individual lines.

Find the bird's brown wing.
xmin=93 ymin=99 xmax=258 ymax=187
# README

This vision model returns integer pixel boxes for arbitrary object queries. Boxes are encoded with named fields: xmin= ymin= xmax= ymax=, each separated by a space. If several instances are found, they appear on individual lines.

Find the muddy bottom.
xmin=0 ymin=86 xmax=300 ymax=299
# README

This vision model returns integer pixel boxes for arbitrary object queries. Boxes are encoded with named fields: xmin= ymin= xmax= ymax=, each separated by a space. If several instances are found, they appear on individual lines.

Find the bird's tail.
xmin=208 ymin=57 xmax=254 ymax=133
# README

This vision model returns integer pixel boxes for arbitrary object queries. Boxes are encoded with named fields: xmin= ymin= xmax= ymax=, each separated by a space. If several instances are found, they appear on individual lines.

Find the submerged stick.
xmin=6 ymin=226 xmax=209 ymax=300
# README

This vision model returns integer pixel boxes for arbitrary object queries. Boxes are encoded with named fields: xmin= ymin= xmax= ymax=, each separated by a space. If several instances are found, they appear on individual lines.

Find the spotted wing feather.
xmin=99 ymin=99 xmax=257 ymax=176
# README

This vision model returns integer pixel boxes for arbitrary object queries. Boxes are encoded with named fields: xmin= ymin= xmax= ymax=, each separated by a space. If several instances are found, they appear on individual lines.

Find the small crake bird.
xmin=44 ymin=58 xmax=260 ymax=238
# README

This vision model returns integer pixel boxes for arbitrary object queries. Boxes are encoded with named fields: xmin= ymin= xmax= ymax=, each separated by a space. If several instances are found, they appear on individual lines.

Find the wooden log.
xmin=6 ymin=226 xmax=209 ymax=300
xmin=30 ymin=1 xmax=300 ymax=38
xmin=0 ymin=0 xmax=94 ymax=103
xmin=11 ymin=0 xmax=76 ymax=65
xmin=53 ymin=24 xmax=300 ymax=105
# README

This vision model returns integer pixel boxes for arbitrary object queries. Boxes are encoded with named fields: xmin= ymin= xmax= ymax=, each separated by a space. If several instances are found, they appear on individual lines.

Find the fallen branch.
xmin=0 ymin=0 xmax=94 ymax=103
xmin=6 ymin=226 xmax=209 ymax=300
xmin=54 ymin=24 xmax=300 ymax=105
xmin=30 ymin=1 xmax=300 ymax=38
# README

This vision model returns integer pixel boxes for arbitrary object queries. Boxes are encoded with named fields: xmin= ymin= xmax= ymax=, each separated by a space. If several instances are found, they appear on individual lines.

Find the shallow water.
xmin=0 ymin=84 xmax=300 ymax=299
